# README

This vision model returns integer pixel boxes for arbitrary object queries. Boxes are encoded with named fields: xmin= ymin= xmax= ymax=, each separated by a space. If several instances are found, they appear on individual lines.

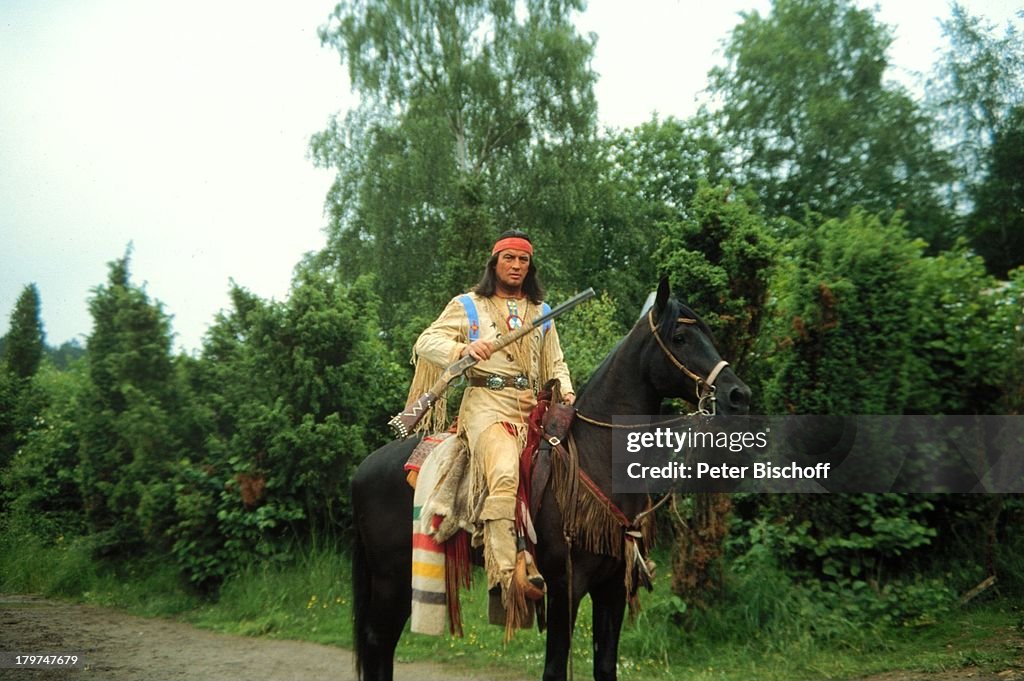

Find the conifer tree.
xmin=77 ymin=252 xmax=179 ymax=550
xmin=0 ymin=284 xmax=46 ymax=472
xmin=3 ymin=284 xmax=45 ymax=381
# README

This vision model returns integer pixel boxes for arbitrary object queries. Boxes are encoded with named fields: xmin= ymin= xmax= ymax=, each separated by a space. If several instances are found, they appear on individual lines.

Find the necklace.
xmin=505 ymin=299 xmax=522 ymax=331
xmin=486 ymin=296 xmax=530 ymax=365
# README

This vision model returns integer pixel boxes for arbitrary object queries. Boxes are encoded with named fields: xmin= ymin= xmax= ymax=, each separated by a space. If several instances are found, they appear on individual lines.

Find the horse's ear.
xmin=654 ymin=277 xmax=671 ymax=317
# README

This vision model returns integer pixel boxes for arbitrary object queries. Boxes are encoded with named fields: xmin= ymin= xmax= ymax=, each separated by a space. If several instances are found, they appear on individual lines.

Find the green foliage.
xmin=2 ymin=511 xmax=1019 ymax=681
xmin=727 ymin=497 xmax=959 ymax=632
xmin=0 ymin=330 xmax=85 ymax=481
xmin=169 ymin=270 xmax=405 ymax=588
xmin=1 ymin=365 xmax=87 ymax=538
xmin=0 ymin=515 xmax=89 ymax=595
xmin=81 ymin=258 xmax=185 ymax=549
xmin=84 ymin=255 xmax=174 ymax=405
xmin=45 ymin=339 xmax=86 ymax=370
xmin=744 ymin=495 xmax=936 ymax=579
xmin=744 ymin=212 xmax=1006 ymax=619
xmin=0 ymin=284 xmax=47 ymax=474
xmin=0 ymin=367 xmax=18 ymax=477
xmin=761 ymin=210 xmax=924 ymax=415
xmin=168 ymin=454 xmax=305 ymax=591
xmin=603 ymin=118 xmax=736 ymax=328
xmin=906 ymin=244 xmax=1006 ymax=414
xmin=759 ymin=210 xmax=1018 ymax=417
xmin=186 ymin=540 xmax=352 ymax=644
xmin=320 ymin=0 xmax=594 ymax=136
xmin=312 ymin=0 xmax=614 ymax=347
xmin=995 ymin=496 xmax=1024 ymax=595
xmin=709 ymin=0 xmax=955 ymax=246
xmin=0 ymin=514 xmax=200 ymax=615
xmin=77 ymin=252 xmax=182 ymax=553
xmin=67 ymin=249 xmax=210 ymax=565
xmin=654 ymin=182 xmax=777 ymax=373
xmin=992 ymin=267 xmax=1024 ymax=414
xmin=610 ymin=115 xmax=730 ymax=225
xmin=968 ymin=105 xmax=1024 ymax=277
xmin=649 ymin=184 xmax=778 ymax=606
xmin=927 ymin=5 xmax=1024 ymax=275
xmin=927 ymin=4 xmax=1024 ymax=189
xmin=557 ymin=290 xmax=626 ymax=389
xmin=3 ymin=283 xmax=46 ymax=381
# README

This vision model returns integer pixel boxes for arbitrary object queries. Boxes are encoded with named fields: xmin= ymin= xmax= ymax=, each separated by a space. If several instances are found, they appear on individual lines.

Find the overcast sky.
xmin=1 ymin=0 xmax=1019 ymax=354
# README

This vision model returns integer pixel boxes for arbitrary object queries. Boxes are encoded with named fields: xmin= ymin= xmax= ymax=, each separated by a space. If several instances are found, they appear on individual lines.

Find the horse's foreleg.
xmin=589 ymin=577 xmax=628 ymax=681
xmin=541 ymin=575 xmax=585 ymax=681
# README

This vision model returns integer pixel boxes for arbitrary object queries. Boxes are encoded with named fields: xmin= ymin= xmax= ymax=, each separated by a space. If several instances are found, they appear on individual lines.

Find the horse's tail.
xmin=351 ymin=521 xmax=370 ymax=681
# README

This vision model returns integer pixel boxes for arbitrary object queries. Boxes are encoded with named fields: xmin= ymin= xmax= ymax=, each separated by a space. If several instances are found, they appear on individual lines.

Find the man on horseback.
xmin=409 ymin=229 xmax=575 ymax=619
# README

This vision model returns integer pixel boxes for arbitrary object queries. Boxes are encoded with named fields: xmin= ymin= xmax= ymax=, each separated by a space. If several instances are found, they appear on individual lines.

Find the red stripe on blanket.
xmin=413 ymin=533 xmax=444 ymax=552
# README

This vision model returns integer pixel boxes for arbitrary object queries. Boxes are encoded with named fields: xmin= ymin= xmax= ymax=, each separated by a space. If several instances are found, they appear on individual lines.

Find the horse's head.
xmin=640 ymin=277 xmax=751 ymax=415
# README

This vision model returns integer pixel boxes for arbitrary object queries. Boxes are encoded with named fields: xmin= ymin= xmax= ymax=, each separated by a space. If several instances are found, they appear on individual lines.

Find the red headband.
xmin=491 ymin=237 xmax=533 ymax=256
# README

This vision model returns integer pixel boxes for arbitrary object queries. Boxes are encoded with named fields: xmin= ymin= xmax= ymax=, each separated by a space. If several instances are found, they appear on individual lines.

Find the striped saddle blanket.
xmin=409 ymin=433 xmax=475 ymax=636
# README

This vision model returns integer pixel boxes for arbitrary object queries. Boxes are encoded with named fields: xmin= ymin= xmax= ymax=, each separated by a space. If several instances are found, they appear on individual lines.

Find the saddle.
xmin=524 ymin=380 xmax=575 ymax=522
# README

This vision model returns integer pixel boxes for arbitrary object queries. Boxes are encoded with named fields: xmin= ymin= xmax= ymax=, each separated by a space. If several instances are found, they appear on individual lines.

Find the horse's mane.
xmin=575 ymin=295 xmax=712 ymax=401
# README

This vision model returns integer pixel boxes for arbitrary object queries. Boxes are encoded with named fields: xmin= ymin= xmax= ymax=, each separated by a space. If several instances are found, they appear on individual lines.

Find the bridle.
xmin=574 ymin=307 xmax=730 ymax=428
xmin=646 ymin=308 xmax=729 ymax=415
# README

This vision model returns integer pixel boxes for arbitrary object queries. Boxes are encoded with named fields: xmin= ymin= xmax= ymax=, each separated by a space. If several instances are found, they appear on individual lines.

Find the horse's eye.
xmin=672 ymin=333 xmax=686 ymax=344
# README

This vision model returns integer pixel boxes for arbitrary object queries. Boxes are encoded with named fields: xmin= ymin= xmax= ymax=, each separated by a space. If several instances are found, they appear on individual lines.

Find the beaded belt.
xmin=467 ymin=374 xmax=531 ymax=391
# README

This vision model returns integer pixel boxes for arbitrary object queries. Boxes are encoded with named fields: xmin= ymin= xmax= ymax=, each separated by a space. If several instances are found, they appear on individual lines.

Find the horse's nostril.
xmin=730 ymin=386 xmax=751 ymax=407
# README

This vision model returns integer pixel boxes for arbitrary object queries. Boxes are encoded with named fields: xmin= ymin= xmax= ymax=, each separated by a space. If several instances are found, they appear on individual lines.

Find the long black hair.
xmin=473 ymin=229 xmax=546 ymax=303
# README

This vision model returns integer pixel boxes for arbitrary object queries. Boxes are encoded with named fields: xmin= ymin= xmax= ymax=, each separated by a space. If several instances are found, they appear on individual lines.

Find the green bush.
xmin=168 ymin=271 xmax=405 ymax=588
xmin=76 ymin=254 xmax=183 ymax=554
xmin=1 ymin=365 xmax=87 ymax=538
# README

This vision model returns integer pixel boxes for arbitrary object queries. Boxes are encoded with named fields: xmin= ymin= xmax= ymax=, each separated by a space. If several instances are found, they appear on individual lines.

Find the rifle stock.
xmin=388 ymin=288 xmax=595 ymax=438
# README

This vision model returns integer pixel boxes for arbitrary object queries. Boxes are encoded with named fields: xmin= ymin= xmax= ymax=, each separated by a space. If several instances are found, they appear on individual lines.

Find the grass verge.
xmin=1 ymin=528 xmax=1020 ymax=681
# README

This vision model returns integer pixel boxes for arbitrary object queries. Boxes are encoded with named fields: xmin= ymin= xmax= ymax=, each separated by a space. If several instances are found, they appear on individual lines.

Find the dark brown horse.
xmin=350 ymin=279 xmax=751 ymax=681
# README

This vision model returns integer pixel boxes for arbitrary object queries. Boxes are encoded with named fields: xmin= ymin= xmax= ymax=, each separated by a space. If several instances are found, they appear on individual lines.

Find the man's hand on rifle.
xmin=461 ymin=339 xmax=494 ymax=361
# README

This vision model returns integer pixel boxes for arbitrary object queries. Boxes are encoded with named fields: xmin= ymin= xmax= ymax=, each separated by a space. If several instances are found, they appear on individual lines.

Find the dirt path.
xmin=2 ymin=594 xmax=1021 ymax=681
xmin=0 ymin=595 xmax=497 ymax=681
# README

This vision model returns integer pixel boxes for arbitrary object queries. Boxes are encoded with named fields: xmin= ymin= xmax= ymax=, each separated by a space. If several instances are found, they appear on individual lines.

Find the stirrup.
xmin=515 ymin=550 xmax=546 ymax=601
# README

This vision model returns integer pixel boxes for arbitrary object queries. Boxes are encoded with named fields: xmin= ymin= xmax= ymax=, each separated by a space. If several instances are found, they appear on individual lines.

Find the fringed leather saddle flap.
xmin=527 ymin=380 xmax=575 ymax=520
